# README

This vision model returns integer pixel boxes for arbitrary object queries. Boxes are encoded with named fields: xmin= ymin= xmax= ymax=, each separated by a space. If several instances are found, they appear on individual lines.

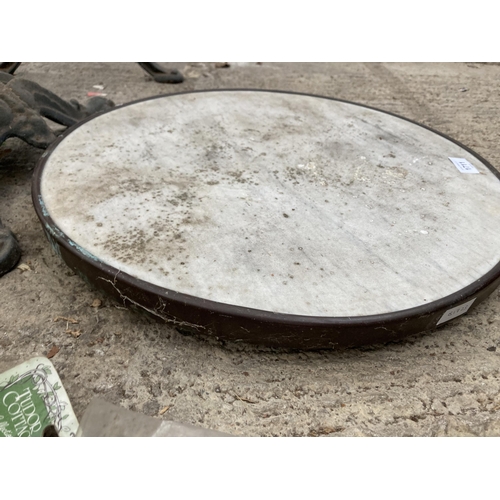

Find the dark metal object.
xmin=0 ymin=63 xmax=21 ymax=74
xmin=0 ymin=72 xmax=114 ymax=149
xmin=1 ymin=62 xmax=184 ymax=82
xmin=0 ymin=219 xmax=21 ymax=277
xmin=137 ymin=63 xmax=184 ymax=84
xmin=32 ymin=90 xmax=500 ymax=350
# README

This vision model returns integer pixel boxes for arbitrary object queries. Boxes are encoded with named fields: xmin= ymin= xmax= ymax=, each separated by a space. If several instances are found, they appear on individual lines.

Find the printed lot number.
xmin=437 ymin=298 xmax=476 ymax=325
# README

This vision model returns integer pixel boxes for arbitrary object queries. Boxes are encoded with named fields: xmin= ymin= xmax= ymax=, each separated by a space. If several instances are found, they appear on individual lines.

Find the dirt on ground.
xmin=1 ymin=62 xmax=499 ymax=436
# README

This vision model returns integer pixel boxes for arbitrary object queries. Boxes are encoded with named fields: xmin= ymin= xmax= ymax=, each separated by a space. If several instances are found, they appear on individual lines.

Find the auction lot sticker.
xmin=0 ymin=357 xmax=78 ymax=437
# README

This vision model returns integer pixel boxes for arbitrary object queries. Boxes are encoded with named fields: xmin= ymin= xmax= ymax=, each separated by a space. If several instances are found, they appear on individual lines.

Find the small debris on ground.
xmin=460 ymin=87 xmax=469 ymax=92
xmin=17 ymin=263 xmax=31 ymax=272
xmin=66 ymin=329 xmax=81 ymax=338
xmin=91 ymin=299 xmax=102 ymax=308
xmin=47 ymin=345 xmax=60 ymax=358
xmin=54 ymin=316 xmax=79 ymax=324
xmin=234 ymin=394 xmax=258 ymax=404
xmin=92 ymin=85 xmax=105 ymax=90
xmin=215 ymin=62 xmax=230 ymax=68
xmin=87 ymin=91 xmax=107 ymax=97
xmin=182 ymin=66 xmax=201 ymax=79
xmin=159 ymin=406 xmax=170 ymax=415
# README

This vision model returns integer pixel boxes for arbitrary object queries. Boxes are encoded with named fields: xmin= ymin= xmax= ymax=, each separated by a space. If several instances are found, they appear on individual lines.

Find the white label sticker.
xmin=437 ymin=298 xmax=476 ymax=325
xmin=449 ymin=157 xmax=479 ymax=174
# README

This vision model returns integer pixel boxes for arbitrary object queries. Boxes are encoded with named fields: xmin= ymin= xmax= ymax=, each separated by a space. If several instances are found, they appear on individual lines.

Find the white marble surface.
xmin=40 ymin=91 xmax=500 ymax=316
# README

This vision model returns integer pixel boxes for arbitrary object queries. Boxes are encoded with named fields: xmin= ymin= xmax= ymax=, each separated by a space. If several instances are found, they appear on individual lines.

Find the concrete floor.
xmin=1 ymin=62 xmax=499 ymax=436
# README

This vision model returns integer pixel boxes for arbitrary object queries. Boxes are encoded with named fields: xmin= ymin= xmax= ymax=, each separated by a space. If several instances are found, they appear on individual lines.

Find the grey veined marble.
xmin=40 ymin=91 xmax=500 ymax=317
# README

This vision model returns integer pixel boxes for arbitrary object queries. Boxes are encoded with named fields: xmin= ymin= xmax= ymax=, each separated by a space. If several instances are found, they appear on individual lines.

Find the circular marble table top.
xmin=33 ymin=90 xmax=500 ymax=348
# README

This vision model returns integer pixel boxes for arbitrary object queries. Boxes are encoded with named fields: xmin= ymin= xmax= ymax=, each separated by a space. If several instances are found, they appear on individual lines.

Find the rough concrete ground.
xmin=1 ymin=62 xmax=499 ymax=436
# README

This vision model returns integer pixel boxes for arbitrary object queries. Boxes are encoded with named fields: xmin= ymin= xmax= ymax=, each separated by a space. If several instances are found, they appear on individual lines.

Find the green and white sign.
xmin=0 ymin=357 xmax=78 ymax=437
